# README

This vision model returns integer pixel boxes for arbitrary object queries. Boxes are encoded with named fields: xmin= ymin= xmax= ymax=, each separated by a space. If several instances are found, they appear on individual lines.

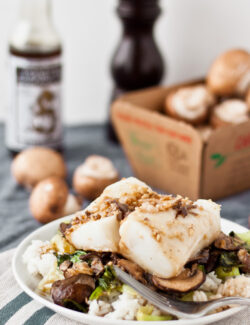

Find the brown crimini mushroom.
xmin=51 ymin=274 xmax=95 ymax=306
xmin=12 ymin=147 xmax=67 ymax=189
xmin=30 ymin=176 xmax=82 ymax=224
xmin=73 ymin=155 xmax=119 ymax=200
xmin=210 ymin=99 xmax=249 ymax=128
xmin=207 ymin=49 xmax=250 ymax=96
xmin=165 ymin=85 xmax=215 ymax=125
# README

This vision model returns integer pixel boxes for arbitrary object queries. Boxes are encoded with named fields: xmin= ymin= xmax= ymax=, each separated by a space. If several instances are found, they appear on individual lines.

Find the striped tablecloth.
xmin=0 ymin=249 xmax=249 ymax=325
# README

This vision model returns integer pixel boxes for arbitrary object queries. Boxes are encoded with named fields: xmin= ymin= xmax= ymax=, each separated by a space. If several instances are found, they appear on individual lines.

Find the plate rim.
xmin=12 ymin=217 xmax=248 ymax=325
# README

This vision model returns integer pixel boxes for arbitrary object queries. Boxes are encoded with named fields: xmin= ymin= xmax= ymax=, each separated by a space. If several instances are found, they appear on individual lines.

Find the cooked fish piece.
xmin=119 ymin=198 xmax=221 ymax=278
xmin=65 ymin=177 xmax=152 ymax=252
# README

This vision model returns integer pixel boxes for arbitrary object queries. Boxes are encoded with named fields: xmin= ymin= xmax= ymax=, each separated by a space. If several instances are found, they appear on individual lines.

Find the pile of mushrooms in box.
xmin=164 ymin=49 xmax=250 ymax=142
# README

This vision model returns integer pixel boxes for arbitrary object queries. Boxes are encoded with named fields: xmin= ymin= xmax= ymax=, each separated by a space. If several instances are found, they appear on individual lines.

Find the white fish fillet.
xmin=66 ymin=177 xmax=151 ymax=252
xmin=66 ymin=177 xmax=221 ymax=278
xmin=119 ymin=199 xmax=221 ymax=278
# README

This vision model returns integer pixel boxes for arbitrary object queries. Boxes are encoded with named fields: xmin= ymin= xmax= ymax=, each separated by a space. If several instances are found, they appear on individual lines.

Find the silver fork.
xmin=114 ymin=266 xmax=250 ymax=319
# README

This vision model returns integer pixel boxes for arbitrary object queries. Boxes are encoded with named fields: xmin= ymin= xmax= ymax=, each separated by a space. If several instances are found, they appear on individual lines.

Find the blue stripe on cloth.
xmin=23 ymin=307 xmax=55 ymax=325
xmin=0 ymin=292 xmax=32 ymax=325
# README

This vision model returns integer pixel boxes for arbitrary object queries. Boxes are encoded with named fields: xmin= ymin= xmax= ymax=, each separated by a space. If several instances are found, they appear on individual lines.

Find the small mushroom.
xmin=210 ymin=99 xmax=249 ymax=128
xmin=51 ymin=274 xmax=95 ymax=306
xmin=29 ymin=176 xmax=82 ymax=224
xmin=12 ymin=147 xmax=67 ymax=189
xmin=73 ymin=155 xmax=119 ymax=200
xmin=90 ymin=257 xmax=104 ymax=276
xmin=213 ymin=232 xmax=243 ymax=250
xmin=152 ymin=264 xmax=205 ymax=293
xmin=117 ymin=259 xmax=146 ymax=284
xmin=59 ymin=260 xmax=73 ymax=272
xmin=64 ymin=262 xmax=93 ymax=278
xmin=165 ymin=85 xmax=215 ymax=125
xmin=207 ymin=49 xmax=250 ymax=96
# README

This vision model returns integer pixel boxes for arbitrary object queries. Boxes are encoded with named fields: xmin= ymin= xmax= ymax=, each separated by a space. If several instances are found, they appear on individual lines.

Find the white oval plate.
xmin=13 ymin=217 xmax=247 ymax=325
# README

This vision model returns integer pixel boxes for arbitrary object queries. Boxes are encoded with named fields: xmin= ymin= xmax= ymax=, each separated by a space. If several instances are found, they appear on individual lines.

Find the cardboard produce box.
xmin=111 ymin=80 xmax=250 ymax=200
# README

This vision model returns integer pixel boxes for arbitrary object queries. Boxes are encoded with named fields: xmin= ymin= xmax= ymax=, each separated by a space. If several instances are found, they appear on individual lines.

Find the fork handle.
xmin=198 ymin=297 xmax=250 ymax=318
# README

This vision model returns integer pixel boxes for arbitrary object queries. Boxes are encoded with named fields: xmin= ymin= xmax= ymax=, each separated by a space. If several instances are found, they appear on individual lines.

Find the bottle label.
xmin=6 ymin=54 xmax=62 ymax=151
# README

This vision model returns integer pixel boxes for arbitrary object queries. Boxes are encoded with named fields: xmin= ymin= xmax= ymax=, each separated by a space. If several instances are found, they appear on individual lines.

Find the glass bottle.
xmin=6 ymin=0 xmax=63 ymax=154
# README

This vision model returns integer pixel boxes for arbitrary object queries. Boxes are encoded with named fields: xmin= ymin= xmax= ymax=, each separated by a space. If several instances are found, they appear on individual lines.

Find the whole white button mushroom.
xmin=211 ymin=99 xmax=249 ymax=128
xmin=12 ymin=147 xmax=67 ymax=189
xmin=30 ymin=176 xmax=82 ymax=224
xmin=165 ymin=85 xmax=215 ymax=125
xmin=73 ymin=155 xmax=119 ymax=200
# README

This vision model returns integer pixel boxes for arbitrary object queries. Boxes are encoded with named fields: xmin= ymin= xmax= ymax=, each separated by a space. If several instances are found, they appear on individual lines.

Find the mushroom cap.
xmin=210 ymin=99 xmax=249 ymax=128
xmin=165 ymin=85 xmax=215 ymax=125
xmin=63 ymin=194 xmax=82 ymax=216
xmin=12 ymin=147 xmax=67 ymax=189
xmin=30 ymin=176 xmax=68 ymax=224
xmin=152 ymin=264 xmax=205 ymax=293
xmin=207 ymin=49 xmax=250 ymax=96
xmin=73 ymin=155 xmax=119 ymax=200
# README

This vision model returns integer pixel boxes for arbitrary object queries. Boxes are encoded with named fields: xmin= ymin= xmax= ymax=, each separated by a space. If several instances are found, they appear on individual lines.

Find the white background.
xmin=0 ymin=0 xmax=249 ymax=125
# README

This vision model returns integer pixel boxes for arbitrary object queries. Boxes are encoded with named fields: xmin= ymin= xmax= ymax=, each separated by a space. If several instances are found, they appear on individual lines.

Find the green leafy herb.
xmin=219 ymin=252 xmax=241 ymax=268
xmin=56 ymin=250 xmax=87 ymax=267
xmin=89 ymin=266 xmax=120 ymax=301
xmin=70 ymin=250 xmax=87 ymax=264
xmin=56 ymin=254 xmax=71 ymax=266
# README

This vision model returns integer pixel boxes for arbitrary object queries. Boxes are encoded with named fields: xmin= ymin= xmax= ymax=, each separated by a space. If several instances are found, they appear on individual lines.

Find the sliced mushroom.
xmin=213 ymin=232 xmax=243 ymax=251
xmin=152 ymin=264 xmax=205 ymax=293
xmin=117 ymin=259 xmax=146 ymax=284
xmin=64 ymin=262 xmax=93 ymax=278
xmin=51 ymin=274 xmax=95 ymax=306
xmin=60 ymin=222 xmax=72 ymax=236
xmin=109 ymin=199 xmax=130 ymax=221
xmin=238 ymin=249 xmax=250 ymax=273
xmin=186 ymin=249 xmax=210 ymax=265
xmin=91 ymin=257 xmax=104 ymax=276
xmin=59 ymin=260 xmax=73 ymax=272
xmin=205 ymin=250 xmax=220 ymax=273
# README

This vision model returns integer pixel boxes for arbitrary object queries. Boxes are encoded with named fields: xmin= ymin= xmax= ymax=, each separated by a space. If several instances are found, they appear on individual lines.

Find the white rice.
xmin=22 ymin=240 xmax=56 ymax=277
xmin=217 ymin=275 xmax=250 ymax=298
xmin=88 ymin=300 xmax=112 ymax=316
xmin=193 ymin=291 xmax=208 ymax=302
xmin=199 ymin=271 xmax=222 ymax=293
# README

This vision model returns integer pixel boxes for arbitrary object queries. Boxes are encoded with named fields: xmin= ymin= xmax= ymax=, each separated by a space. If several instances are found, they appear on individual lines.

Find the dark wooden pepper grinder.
xmin=108 ymin=0 xmax=165 ymax=141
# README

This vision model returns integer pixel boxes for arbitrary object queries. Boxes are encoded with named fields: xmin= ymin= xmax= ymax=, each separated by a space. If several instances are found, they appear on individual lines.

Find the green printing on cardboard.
xmin=210 ymin=153 xmax=227 ymax=167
